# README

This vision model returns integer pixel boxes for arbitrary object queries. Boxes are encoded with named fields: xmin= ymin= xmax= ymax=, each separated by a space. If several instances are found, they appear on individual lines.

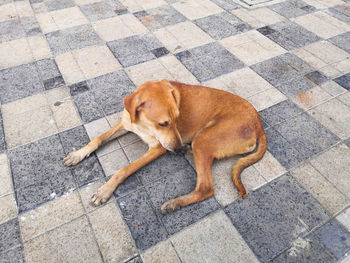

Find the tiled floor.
xmin=0 ymin=0 xmax=350 ymax=262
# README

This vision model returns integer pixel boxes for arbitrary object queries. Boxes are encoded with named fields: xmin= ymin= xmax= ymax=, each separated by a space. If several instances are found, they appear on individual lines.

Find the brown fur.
xmin=64 ymin=80 xmax=267 ymax=213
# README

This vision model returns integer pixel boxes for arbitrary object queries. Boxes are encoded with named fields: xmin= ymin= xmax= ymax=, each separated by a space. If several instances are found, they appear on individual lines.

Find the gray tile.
xmin=0 ymin=218 xmax=20 ymax=253
xmin=265 ymin=127 xmax=307 ymax=170
xmin=107 ymin=34 xmax=163 ymax=67
xmin=72 ymin=91 xmax=105 ymax=123
xmin=87 ymin=70 xmax=135 ymax=115
xmin=16 ymin=170 xmax=76 ymax=213
xmin=175 ymin=42 xmax=244 ymax=82
xmin=117 ymin=189 xmax=168 ymax=251
xmin=112 ymin=175 xmax=142 ymax=199
xmin=64 ymin=24 xmax=103 ymax=51
xmin=80 ymin=2 xmax=116 ymax=22
xmin=211 ymin=0 xmax=240 ymax=11
xmin=270 ymin=174 xmax=330 ymax=229
xmin=334 ymin=73 xmax=350 ymax=91
xmin=21 ymin=16 xmax=41 ymax=37
xmin=45 ymin=30 xmax=71 ymax=55
xmin=345 ymin=138 xmax=350 ymax=148
xmin=0 ymin=246 xmax=25 ymax=263
xmin=45 ymin=0 xmax=75 ymax=11
xmin=9 ymin=135 xmax=69 ymax=189
xmin=145 ymin=162 xmax=220 ymax=235
xmin=0 ymin=63 xmax=44 ymax=104
xmin=269 ymin=0 xmax=316 ymax=18
xmin=313 ymin=219 xmax=350 ymax=260
xmin=305 ymin=70 xmax=328 ymax=85
xmin=274 ymin=113 xmax=340 ymax=160
xmin=69 ymin=81 xmax=89 ymax=96
xmin=257 ymin=21 xmax=320 ymax=51
xmin=260 ymin=100 xmax=304 ymax=127
xmin=225 ymin=184 xmax=307 ymax=262
xmin=195 ymin=12 xmax=251 ymax=40
xmin=271 ymin=235 xmax=336 ymax=263
xmin=0 ymin=19 xmax=25 ymax=43
xmin=329 ymin=31 xmax=350 ymax=54
xmin=326 ymin=4 xmax=350 ymax=23
xmin=36 ymin=58 xmax=65 ymax=90
xmin=59 ymin=125 xmax=90 ymax=154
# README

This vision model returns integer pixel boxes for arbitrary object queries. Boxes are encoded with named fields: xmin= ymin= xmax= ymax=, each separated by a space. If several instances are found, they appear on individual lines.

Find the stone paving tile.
xmin=194 ymin=11 xmax=251 ymax=40
xmin=55 ymin=51 xmax=85 ymax=84
xmin=0 ymin=246 xmax=25 ymax=263
xmin=321 ymin=80 xmax=348 ymax=97
xmin=0 ymin=154 xmax=12 ymax=197
xmin=334 ymin=73 xmax=350 ymax=91
xmin=292 ymin=86 xmax=332 ymax=110
xmin=0 ymin=37 xmax=34 ymax=70
xmin=80 ymin=1 xmax=117 ymax=21
xmin=172 ymin=0 xmax=223 ymax=20
xmin=88 ymin=202 xmax=137 ymax=263
xmin=107 ymin=33 xmax=166 ymax=67
xmin=44 ymin=0 xmax=75 ymax=11
xmin=337 ymin=207 xmax=350 ymax=232
xmin=269 ymin=0 xmax=316 ymax=18
xmin=326 ymin=4 xmax=350 ymax=24
xmin=225 ymin=182 xmax=307 ymax=262
xmin=171 ymin=210 xmax=259 ymax=263
xmin=141 ymin=239 xmax=181 ymax=263
xmin=0 ymin=218 xmax=21 ymax=253
xmin=0 ymin=18 xmax=25 ymax=43
xmin=247 ymin=87 xmax=287 ymax=111
xmin=175 ymin=42 xmax=244 ymax=82
xmin=27 ymin=35 xmax=51 ymax=61
xmin=0 ymin=194 xmax=17 ymax=224
xmin=329 ymin=31 xmax=350 ymax=54
xmin=99 ymin=148 xmax=129 ymax=176
xmin=36 ymin=58 xmax=65 ymax=89
xmin=257 ymin=20 xmax=320 ymax=51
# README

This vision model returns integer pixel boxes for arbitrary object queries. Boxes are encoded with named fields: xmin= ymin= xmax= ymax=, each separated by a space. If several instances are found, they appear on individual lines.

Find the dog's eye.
xmin=158 ymin=121 xmax=169 ymax=127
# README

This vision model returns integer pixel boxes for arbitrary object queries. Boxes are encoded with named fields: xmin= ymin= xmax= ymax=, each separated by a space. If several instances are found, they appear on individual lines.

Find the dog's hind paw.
xmin=161 ymin=199 xmax=181 ymax=214
xmin=64 ymin=150 xmax=85 ymax=166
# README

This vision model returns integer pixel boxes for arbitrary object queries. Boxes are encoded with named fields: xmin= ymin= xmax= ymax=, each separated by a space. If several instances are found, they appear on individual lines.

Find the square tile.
xmin=0 ymin=3 xmax=16 ymax=23
xmin=321 ymin=81 xmax=347 ymax=97
xmin=194 ymin=12 xmax=251 ymax=40
xmin=36 ymin=58 xmax=65 ymax=89
xmin=329 ymin=31 xmax=350 ymax=54
xmin=99 ymin=148 xmax=128 ymax=176
xmin=247 ymin=87 xmax=287 ymax=111
xmin=73 ymin=44 xmax=121 ymax=79
xmin=92 ymin=15 xmax=147 ymax=42
xmin=253 ymin=151 xmax=287 ymax=182
xmin=292 ymin=162 xmax=348 ymax=214
xmin=225 ymin=183 xmax=307 ymax=262
xmin=55 ymin=51 xmax=85 ymax=84
xmin=175 ymin=42 xmax=244 ymax=82
xmin=88 ymin=202 xmax=137 ymax=262
xmin=257 ymin=20 xmax=320 ymax=51
xmin=0 ymin=19 xmax=25 ymax=43
xmin=87 ymin=70 xmax=135 ymax=115
xmin=117 ymin=189 xmax=168 ymax=250
xmin=135 ymin=5 xmax=186 ymax=31
xmin=220 ymin=30 xmax=286 ymax=66
xmin=171 ymin=211 xmax=259 ymax=263
xmin=0 ymin=218 xmax=20 ymax=253
xmin=308 ymin=98 xmax=350 ymax=139
xmin=292 ymin=85 xmax=332 ymax=110
xmin=231 ymin=7 xmax=285 ymax=28
xmin=27 ymin=35 xmax=51 ymax=61
xmin=269 ymin=0 xmax=316 ymax=18
xmin=80 ymin=1 xmax=116 ymax=21
xmin=338 ymin=91 xmax=350 ymax=107
xmin=334 ymin=73 xmax=350 ymax=91
xmin=141 ymin=240 xmax=181 ymax=263
xmin=310 ymin=143 xmax=350 ymax=198
xmin=107 ymin=33 xmax=165 ymax=67
xmin=0 ymin=38 xmax=33 ymax=69
xmin=0 ymin=246 xmax=25 ymax=263
xmin=0 ymin=194 xmax=17 ymax=224
xmin=172 ymin=0 xmax=223 ymax=20
xmin=294 ymin=11 xmax=350 ymax=39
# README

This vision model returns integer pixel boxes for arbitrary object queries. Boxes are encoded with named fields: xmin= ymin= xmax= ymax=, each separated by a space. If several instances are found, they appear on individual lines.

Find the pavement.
xmin=1 ymin=0 xmax=350 ymax=262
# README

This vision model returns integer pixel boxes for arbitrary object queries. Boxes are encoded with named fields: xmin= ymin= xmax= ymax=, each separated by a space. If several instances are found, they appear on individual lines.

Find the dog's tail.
xmin=232 ymin=132 xmax=268 ymax=197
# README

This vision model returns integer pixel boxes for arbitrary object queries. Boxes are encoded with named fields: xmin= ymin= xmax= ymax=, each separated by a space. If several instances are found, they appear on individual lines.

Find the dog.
xmin=64 ymin=80 xmax=267 ymax=214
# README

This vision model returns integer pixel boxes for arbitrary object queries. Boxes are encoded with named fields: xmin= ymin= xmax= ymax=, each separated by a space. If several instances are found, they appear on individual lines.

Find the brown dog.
xmin=64 ymin=80 xmax=267 ymax=214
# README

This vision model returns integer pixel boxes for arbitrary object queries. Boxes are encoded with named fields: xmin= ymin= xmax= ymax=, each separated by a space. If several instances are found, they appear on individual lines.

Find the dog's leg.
xmin=90 ymin=144 xmax=166 ymax=206
xmin=64 ymin=122 xmax=126 ymax=166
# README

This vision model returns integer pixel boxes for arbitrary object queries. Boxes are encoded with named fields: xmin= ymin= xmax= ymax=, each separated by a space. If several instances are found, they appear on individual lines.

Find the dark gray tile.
xmin=275 ymin=113 xmax=340 ymax=160
xmin=69 ymin=81 xmax=89 ymax=96
xmin=151 ymin=47 xmax=169 ymax=58
xmin=117 ymin=189 xmax=168 ymax=250
xmin=269 ymin=0 xmax=316 ymax=18
xmin=0 ymin=63 xmax=44 ymax=104
xmin=257 ymin=21 xmax=320 ymax=50
xmin=305 ymin=70 xmax=328 ymax=85
xmin=59 ymin=125 xmax=90 ymax=154
xmin=71 ymin=91 xmax=105 ymax=123
xmin=225 ymin=184 xmax=307 ymax=262
xmin=0 ymin=19 xmax=25 ymax=43
xmin=271 ymin=235 xmax=336 ymax=263
xmin=175 ymin=42 xmax=244 ymax=82
xmin=107 ymin=34 xmax=163 ymax=67
xmin=270 ymin=174 xmax=330 ymax=229
xmin=45 ymin=30 xmax=71 ymax=55
xmin=329 ymin=31 xmax=350 ymax=53
xmin=277 ymin=76 xmax=317 ymax=97
xmin=45 ymin=0 xmax=75 ymax=11
xmin=145 ymin=162 xmax=220 ymax=235
xmin=195 ymin=12 xmax=251 ymax=40
xmin=87 ymin=70 xmax=135 ymax=115
xmin=9 ymin=134 xmax=69 ymax=189
xmin=112 ymin=175 xmax=142 ymax=199
xmin=137 ymin=5 xmax=186 ymax=30
xmin=64 ymin=24 xmax=103 ymax=51
xmin=313 ymin=219 xmax=350 ymax=260
xmin=265 ymin=127 xmax=306 ymax=169
xmin=0 ymin=246 xmax=25 ymax=263
xmin=125 ymin=255 xmax=143 ymax=263
xmin=80 ymin=2 xmax=116 ymax=21
xmin=16 ymin=170 xmax=76 ymax=213
xmin=36 ymin=58 xmax=65 ymax=89
xmin=326 ymin=4 xmax=350 ymax=24
xmin=260 ymin=100 xmax=304 ymax=127
xmin=344 ymin=137 xmax=350 ymax=148
xmin=334 ymin=73 xmax=350 ymax=90
xmin=21 ymin=16 xmax=41 ymax=36
xmin=210 ymin=0 xmax=240 ymax=11
xmin=0 ymin=219 xmax=21 ymax=253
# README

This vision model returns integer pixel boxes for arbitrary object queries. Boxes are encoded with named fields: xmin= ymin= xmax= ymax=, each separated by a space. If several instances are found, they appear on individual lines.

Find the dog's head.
xmin=123 ymin=79 xmax=182 ymax=151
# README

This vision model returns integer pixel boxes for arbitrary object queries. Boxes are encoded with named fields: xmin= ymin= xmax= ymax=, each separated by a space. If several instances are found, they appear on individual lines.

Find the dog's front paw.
xmin=90 ymin=184 xmax=114 ymax=207
xmin=161 ymin=199 xmax=181 ymax=214
xmin=64 ymin=150 xmax=85 ymax=166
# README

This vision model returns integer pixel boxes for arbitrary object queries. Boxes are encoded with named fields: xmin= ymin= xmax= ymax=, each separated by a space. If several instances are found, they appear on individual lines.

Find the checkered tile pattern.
xmin=1 ymin=0 xmax=350 ymax=262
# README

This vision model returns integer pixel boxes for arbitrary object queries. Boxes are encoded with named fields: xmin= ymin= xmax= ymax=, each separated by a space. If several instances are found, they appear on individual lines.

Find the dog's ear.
xmin=161 ymin=79 xmax=180 ymax=108
xmin=123 ymin=93 xmax=144 ymax=123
